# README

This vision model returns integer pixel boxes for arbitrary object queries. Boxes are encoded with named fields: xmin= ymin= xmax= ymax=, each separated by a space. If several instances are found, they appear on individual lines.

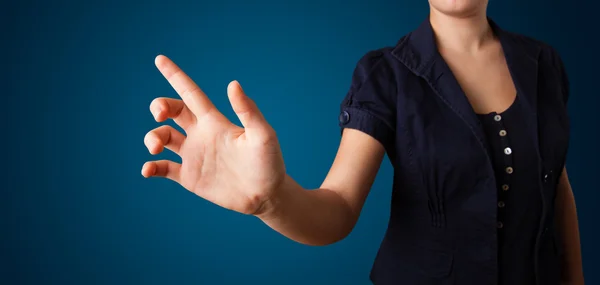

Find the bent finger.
xmin=144 ymin=125 xmax=186 ymax=155
xmin=141 ymin=160 xmax=181 ymax=182
xmin=150 ymin=97 xmax=196 ymax=129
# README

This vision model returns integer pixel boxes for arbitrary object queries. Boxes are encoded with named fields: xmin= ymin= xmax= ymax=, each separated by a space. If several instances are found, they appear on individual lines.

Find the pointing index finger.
xmin=155 ymin=55 xmax=215 ymax=117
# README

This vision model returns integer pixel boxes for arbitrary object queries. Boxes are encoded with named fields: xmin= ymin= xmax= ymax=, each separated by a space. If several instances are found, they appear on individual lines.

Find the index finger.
xmin=154 ymin=55 xmax=215 ymax=117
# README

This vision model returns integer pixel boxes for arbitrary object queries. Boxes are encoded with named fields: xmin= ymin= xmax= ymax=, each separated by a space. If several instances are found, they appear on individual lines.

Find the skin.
xmin=556 ymin=168 xmax=585 ymax=285
xmin=143 ymin=56 xmax=384 ymax=245
xmin=142 ymin=0 xmax=583 ymax=282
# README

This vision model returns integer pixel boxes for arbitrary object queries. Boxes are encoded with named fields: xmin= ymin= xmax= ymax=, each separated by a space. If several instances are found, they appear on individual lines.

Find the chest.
xmin=441 ymin=47 xmax=517 ymax=115
xmin=390 ymin=55 xmax=569 ymax=206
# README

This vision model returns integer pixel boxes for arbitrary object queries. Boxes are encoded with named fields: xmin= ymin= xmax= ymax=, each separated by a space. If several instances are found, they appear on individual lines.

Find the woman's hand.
xmin=142 ymin=55 xmax=286 ymax=216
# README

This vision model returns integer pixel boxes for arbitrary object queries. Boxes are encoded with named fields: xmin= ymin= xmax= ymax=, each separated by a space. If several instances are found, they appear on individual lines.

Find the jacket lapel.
xmin=491 ymin=20 xmax=542 ymax=151
xmin=391 ymin=17 xmax=542 ymax=156
xmin=392 ymin=18 xmax=488 ymax=151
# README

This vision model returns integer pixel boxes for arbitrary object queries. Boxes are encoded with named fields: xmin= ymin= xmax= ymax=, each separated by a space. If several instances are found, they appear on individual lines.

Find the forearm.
xmin=556 ymin=169 xmax=584 ymax=284
xmin=255 ymin=174 xmax=358 ymax=246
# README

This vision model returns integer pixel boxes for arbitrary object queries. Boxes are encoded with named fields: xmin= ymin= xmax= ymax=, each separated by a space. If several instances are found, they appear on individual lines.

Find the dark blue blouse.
xmin=338 ymin=17 xmax=570 ymax=285
xmin=477 ymin=94 xmax=543 ymax=285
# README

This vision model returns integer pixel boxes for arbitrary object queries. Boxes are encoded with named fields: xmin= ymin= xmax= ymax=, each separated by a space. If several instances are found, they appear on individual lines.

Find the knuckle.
xmin=156 ymin=125 xmax=172 ymax=132
xmin=182 ymin=86 xmax=201 ymax=99
xmin=174 ymin=102 xmax=186 ymax=117
xmin=255 ymin=132 xmax=278 ymax=148
xmin=265 ymin=127 xmax=277 ymax=138
xmin=158 ymin=99 xmax=170 ymax=111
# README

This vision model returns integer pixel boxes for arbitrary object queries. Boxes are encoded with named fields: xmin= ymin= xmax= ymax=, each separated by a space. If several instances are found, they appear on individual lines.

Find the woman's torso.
xmin=338 ymin=18 xmax=570 ymax=285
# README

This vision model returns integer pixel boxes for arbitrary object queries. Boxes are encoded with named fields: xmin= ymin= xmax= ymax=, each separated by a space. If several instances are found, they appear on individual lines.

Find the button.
xmin=502 ymin=184 xmax=510 ymax=191
xmin=497 ymin=221 xmax=504 ymax=229
xmin=339 ymin=111 xmax=350 ymax=124
xmin=494 ymin=114 xmax=502 ymax=121
xmin=543 ymin=170 xmax=554 ymax=183
xmin=504 ymin=147 xmax=512 ymax=155
xmin=499 ymin=130 xmax=507 ymax=136
xmin=498 ymin=201 xmax=505 ymax=208
xmin=505 ymin=167 xmax=513 ymax=174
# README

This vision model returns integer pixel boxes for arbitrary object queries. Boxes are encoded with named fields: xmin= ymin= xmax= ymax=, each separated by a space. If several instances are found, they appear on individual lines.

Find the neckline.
xmin=476 ymin=94 xmax=519 ymax=117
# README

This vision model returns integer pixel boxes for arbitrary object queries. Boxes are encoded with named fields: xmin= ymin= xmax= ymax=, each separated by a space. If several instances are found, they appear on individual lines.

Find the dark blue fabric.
xmin=339 ymin=17 xmax=570 ymax=285
xmin=477 ymin=94 xmax=543 ymax=285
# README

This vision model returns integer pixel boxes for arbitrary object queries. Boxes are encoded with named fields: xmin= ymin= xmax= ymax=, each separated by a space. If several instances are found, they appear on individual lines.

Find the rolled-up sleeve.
xmin=339 ymin=50 xmax=397 ymax=152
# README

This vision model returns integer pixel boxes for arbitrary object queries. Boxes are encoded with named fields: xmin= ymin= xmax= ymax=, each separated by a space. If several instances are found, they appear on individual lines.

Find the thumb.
xmin=227 ymin=80 xmax=269 ymax=132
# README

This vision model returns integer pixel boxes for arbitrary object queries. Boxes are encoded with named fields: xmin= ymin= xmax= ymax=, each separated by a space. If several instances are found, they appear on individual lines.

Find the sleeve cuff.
xmin=338 ymin=106 xmax=394 ymax=151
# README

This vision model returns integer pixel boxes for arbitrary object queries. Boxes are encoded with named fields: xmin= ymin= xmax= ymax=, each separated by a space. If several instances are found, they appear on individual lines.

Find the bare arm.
xmin=555 ymin=167 xmax=584 ymax=284
xmin=144 ymin=55 xmax=387 ymax=247
xmin=256 ymin=128 xmax=386 ymax=246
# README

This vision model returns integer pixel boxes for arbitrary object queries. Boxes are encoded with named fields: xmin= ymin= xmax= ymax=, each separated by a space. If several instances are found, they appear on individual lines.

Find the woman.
xmin=141 ymin=0 xmax=584 ymax=284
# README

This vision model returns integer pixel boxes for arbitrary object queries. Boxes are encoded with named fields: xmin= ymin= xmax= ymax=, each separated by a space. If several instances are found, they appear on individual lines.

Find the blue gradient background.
xmin=3 ymin=0 xmax=598 ymax=284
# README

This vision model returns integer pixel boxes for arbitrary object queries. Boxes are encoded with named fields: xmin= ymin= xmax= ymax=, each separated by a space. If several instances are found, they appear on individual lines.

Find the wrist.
xmin=254 ymin=174 xmax=294 ymax=221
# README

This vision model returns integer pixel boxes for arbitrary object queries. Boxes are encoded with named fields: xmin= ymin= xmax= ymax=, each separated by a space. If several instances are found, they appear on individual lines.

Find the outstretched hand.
xmin=142 ymin=55 xmax=286 ymax=215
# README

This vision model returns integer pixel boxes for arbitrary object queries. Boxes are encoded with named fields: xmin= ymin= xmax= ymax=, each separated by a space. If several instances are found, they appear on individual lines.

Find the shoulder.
xmin=349 ymin=38 xmax=411 ymax=91
xmin=503 ymin=30 xmax=566 ymax=71
xmin=504 ymin=30 xmax=570 ymax=102
xmin=503 ymin=30 xmax=569 ymax=89
xmin=351 ymin=46 xmax=395 ymax=79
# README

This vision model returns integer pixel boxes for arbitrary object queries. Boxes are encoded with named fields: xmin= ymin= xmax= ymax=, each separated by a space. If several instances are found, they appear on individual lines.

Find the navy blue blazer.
xmin=338 ymin=18 xmax=570 ymax=285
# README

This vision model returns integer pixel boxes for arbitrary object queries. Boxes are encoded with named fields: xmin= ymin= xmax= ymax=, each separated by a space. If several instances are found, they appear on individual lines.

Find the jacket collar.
xmin=391 ymin=17 xmax=542 ymax=151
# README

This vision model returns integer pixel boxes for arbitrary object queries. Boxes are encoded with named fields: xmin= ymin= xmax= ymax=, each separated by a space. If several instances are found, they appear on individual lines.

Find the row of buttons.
xmin=495 ymin=114 xmax=512 ymax=230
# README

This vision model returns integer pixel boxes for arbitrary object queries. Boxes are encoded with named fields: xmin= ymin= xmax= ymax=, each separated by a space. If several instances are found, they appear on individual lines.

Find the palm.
xmin=142 ymin=55 xmax=285 ymax=215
